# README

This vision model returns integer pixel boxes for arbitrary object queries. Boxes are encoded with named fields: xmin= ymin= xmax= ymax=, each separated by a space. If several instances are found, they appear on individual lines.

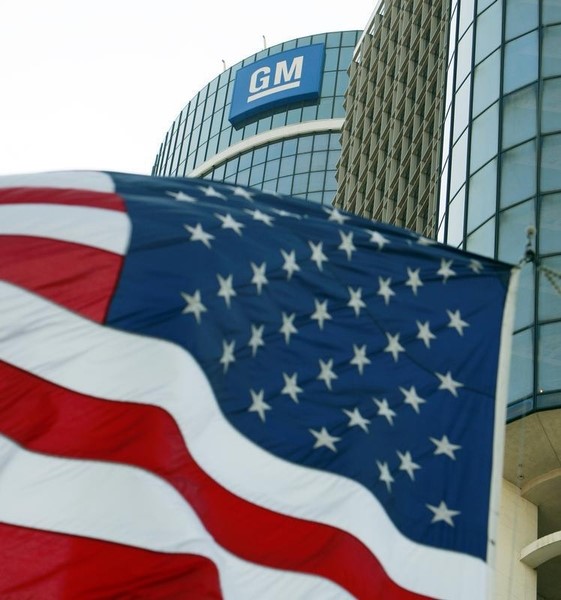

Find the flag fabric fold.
xmin=0 ymin=171 xmax=516 ymax=599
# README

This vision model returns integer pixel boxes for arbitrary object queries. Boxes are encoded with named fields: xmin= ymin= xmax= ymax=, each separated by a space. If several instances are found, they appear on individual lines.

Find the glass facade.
xmin=439 ymin=0 xmax=561 ymax=420
xmin=152 ymin=31 xmax=361 ymax=205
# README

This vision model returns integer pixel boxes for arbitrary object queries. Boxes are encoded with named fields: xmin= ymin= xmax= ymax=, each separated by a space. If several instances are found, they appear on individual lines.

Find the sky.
xmin=0 ymin=0 xmax=374 ymax=177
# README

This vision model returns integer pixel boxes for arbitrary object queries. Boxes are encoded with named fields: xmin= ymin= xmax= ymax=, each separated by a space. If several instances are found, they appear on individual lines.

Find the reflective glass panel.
xmin=470 ymin=102 xmax=499 ymax=172
xmin=477 ymin=0 xmax=496 ymax=14
xmin=500 ymin=140 xmax=537 ymax=207
xmin=543 ymin=0 xmax=561 ymax=25
xmin=498 ymin=199 xmax=535 ymax=264
xmin=542 ymin=78 xmax=561 ymax=134
xmin=456 ymin=26 xmax=474 ymax=87
xmin=505 ymin=0 xmax=538 ymax=40
xmin=503 ymin=31 xmax=539 ymax=94
xmin=459 ymin=0 xmax=475 ymax=38
xmin=447 ymin=187 xmax=466 ymax=247
xmin=311 ymin=151 xmax=328 ymax=171
xmin=450 ymin=130 xmax=469 ymax=197
xmin=539 ymin=256 xmax=561 ymax=321
xmin=475 ymin=1 xmax=502 ymax=63
xmin=466 ymin=217 xmax=495 ymax=257
xmin=453 ymin=77 xmax=471 ymax=141
xmin=468 ymin=159 xmax=497 ymax=231
xmin=294 ymin=154 xmax=312 ymax=174
xmin=509 ymin=328 xmax=534 ymax=400
xmin=539 ymin=323 xmax=561 ymax=392
xmin=543 ymin=25 xmax=561 ymax=77
xmin=539 ymin=193 xmax=561 ymax=254
xmin=541 ymin=134 xmax=561 ymax=192
xmin=502 ymin=85 xmax=537 ymax=149
xmin=472 ymin=49 xmax=501 ymax=117
xmin=513 ymin=261 xmax=534 ymax=330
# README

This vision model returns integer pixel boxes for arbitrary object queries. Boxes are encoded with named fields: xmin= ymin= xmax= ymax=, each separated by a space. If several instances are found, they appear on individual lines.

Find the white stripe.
xmin=0 ymin=170 xmax=115 ymax=192
xmin=0 ymin=204 xmax=130 ymax=255
xmin=248 ymin=81 xmax=300 ymax=102
xmin=0 ymin=434 xmax=352 ymax=600
xmin=0 ymin=281 xmax=488 ymax=599
xmin=486 ymin=267 xmax=519 ymax=599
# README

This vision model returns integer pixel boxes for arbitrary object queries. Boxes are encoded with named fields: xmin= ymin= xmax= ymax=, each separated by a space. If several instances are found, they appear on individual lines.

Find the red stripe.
xmin=0 ymin=236 xmax=123 ymax=323
xmin=0 ymin=187 xmax=126 ymax=210
xmin=0 ymin=522 xmax=221 ymax=600
xmin=0 ymin=361 xmax=430 ymax=600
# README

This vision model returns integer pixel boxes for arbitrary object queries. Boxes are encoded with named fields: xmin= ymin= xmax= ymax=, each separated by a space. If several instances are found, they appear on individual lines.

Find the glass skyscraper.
xmin=152 ymin=31 xmax=361 ymax=206
xmin=337 ymin=1 xmax=561 ymax=597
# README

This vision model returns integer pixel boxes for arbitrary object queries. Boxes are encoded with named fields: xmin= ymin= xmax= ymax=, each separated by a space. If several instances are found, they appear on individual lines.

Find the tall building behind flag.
xmin=335 ymin=1 xmax=561 ymax=598
xmin=152 ymin=31 xmax=361 ymax=205
xmin=335 ymin=0 xmax=450 ymax=238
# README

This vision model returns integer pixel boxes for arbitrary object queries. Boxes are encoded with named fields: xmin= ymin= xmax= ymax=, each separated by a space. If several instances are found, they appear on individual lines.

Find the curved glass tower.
xmin=152 ymin=31 xmax=361 ymax=205
xmin=438 ymin=2 xmax=561 ymax=596
xmin=439 ymin=0 xmax=561 ymax=419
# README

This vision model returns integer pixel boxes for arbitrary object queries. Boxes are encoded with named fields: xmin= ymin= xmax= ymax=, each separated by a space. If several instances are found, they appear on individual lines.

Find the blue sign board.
xmin=229 ymin=44 xmax=325 ymax=125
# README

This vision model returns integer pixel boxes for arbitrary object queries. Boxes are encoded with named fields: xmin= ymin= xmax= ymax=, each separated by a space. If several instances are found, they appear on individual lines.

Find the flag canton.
xmin=107 ymin=172 xmax=511 ymax=561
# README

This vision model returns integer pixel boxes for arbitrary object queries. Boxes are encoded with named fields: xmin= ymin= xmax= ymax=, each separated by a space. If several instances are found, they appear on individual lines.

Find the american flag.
xmin=0 ymin=171 xmax=516 ymax=599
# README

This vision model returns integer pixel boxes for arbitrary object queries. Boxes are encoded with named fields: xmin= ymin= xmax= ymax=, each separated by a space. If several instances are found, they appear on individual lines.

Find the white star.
xmin=215 ymin=213 xmax=244 ymax=235
xmin=469 ymin=259 xmax=483 ymax=274
xmin=184 ymin=223 xmax=215 ymax=248
xmin=405 ymin=267 xmax=423 ymax=295
xmin=248 ymin=324 xmax=265 ymax=356
xmin=232 ymin=186 xmax=255 ymax=201
xmin=430 ymin=435 xmax=462 ymax=459
xmin=250 ymin=262 xmax=268 ymax=295
xmin=369 ymin=230 xmax=390 ymax=250
xmin=310 ymin=427 xmax=341 ymax=452
xmin=427 ymin=501 xmax=461 ymax=527
xmin=447 ymin=309 xmax=469 ymax=335
xmin=281 ymin=249 xmax=300 ymax=280
xmin=282 ymin=372 xmax=302 ymax=403
xmin=343 ymin=407 xmax=370 ymax=432
xmin=384 ymin=332 xmax=405 ymax=362
xmin=351 ymin=344 xmax=371 ymax=375
xmin=271 ymin=207 xmax=301 ymax=219
xmin=377 ymin=460 xmax=394 ymax=492
xmin=199 ymin=185 xmax=227 ymax=200
xmin=246 ymin=208 xmax=274 ymax=226
xmin=416 ymin=320 xmax=436 ymax=348
xmin=417 ymin=235 xmax=436 ymax=246
xmin=248 ymin=389 xmax=271 ymax=422
xmin=377 ymin=276 xmax=395 ymax=305
xmin=397 ymin=450 xmax=421 ymax=480
xmin=373 ymin=397 xmax=396 ymax=426
xmin=311 ymin=299 xmax=332 ymax=330
xmin=325 ymin=207 xmax=350 ymax=225
xmin=437 ymin=258 xmax=456 ymax=282
xmin=338 ymin=231 xmax=356 ymax=260
xmin=309 ymin=241 xmax=328 ymax=271
xmin=347 ymin=287 xmax=366 ymax=317
xmin=220 ymin=340 xmax=236 ymax=373
xmin=399 ymin=386 xmax=426 ymax=414
xmin=317 ymin=358 xmax=338 ymax=390
xmin=167 ymin=190 xmax=197 ymax=202
xmin=435 ymin=371 xmax=464 ymax=397
xmin=280 ymin=312 xmax=298 ymax=344
xmin=180 ymin=290 xmax=206 ymax=323
xmin=217 ymin=274 xmax=236 ymax=308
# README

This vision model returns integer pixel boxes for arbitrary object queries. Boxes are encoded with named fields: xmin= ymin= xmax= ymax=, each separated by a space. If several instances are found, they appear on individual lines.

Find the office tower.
xmin=153 ymin=31 xmax=361 ymax=205
xmin=337 ymin=2 xmax=561 ymax=597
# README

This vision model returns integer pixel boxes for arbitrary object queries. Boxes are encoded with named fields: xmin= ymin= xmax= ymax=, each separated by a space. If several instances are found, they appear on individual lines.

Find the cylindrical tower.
xmin=152 ymin=31 xmax=361 ymax=205
xmin=439 ymin=2 xmax=561 ymax=596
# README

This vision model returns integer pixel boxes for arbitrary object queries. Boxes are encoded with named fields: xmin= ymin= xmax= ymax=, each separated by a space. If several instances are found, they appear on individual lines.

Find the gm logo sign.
xmin=229 ymin=44 xmax=325 ymax=125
